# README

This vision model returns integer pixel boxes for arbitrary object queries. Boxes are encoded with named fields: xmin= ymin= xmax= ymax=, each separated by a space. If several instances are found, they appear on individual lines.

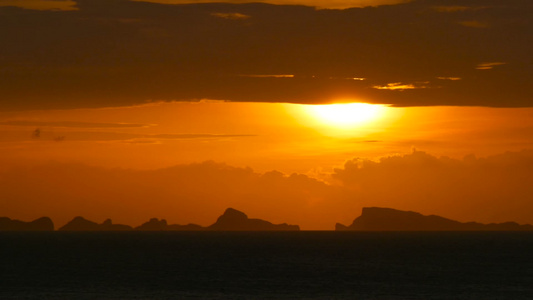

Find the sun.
xmin=282 ymin=102 xmax=394 ymax=137
xmin=306 ymin=103 xmax=386 ymax=127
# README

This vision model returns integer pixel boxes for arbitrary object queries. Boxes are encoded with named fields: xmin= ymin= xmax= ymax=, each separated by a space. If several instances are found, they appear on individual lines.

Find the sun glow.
xmin=281 ymin=102 xmax=394 ymax=137
xmin=307 ymin=103 xmax=386 ymax=127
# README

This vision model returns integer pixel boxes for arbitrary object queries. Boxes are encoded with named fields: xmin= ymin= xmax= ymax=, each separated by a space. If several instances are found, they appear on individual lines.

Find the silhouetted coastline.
xmin=2 ymin=208 xmax=299 ymax=232
xmin=0 ymin=217 xmax=54 ymax=231
xmin=337 ymin=207 xmax=533 ymax=231
xmin=4 ymin=207 xmax=533 ymax=232
xmin=135 ymin=218 xmax=204 ymax=231
xmin=208 ymin=208 xmax=299 ymax=231
xmin=59 ymin=217 xmax=132 ymax=231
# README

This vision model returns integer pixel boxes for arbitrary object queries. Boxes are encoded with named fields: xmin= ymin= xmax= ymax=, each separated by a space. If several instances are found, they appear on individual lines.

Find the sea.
xmin=1 ymin=231 xmax=532 ymax=299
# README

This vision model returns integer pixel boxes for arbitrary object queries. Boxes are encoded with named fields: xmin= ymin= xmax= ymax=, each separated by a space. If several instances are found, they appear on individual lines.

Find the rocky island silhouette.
xmin=208 ymin=208 xmax=299 ymax=231
xmin=336 ymin=207 xmax=533 ymax=231
xmin=0 ymin=217 xmax=54 ymax=231
xmin=3 ymin=207 xmax=533 ymax=231
xmin=135 ymin=218 xmax=204 ymax=231
xmin=58 ymin=216 xmax=132 ymax=231
xmin=53 ymin=208 xmax=300 ymax=231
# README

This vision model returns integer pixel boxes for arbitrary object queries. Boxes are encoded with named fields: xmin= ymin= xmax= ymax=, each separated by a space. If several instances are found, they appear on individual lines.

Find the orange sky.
xmin=2 ymin=102 xmax=533 ymax=229
xmin=1 ymin=0 xmax=532 ymax=230
xmin=1 ymin=102 xmax=532 ymax=172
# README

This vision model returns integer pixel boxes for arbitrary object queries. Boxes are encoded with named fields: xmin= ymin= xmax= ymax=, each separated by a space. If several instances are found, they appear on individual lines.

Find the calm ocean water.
xmin=1 ymin=231 xmax=532 ymax=299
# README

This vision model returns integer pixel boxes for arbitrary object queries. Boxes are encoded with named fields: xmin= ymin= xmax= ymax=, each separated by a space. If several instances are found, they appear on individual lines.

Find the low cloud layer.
xmin=2 ymin=149 xmax=533 ymax=229
xmin=0 ymin=121 xmax=150 ymax=128
xmin=133 ymin=0 xmax=410 ymax=10
xmin=332 ymin=150 xmax=533 ymax=225
xmin=0 ymin=0 xmax=531 ymax=110
xmin=0 ymin=0 xmax=77 ymax=11
xmin=0 ymin=130 xmax=254 ymax=142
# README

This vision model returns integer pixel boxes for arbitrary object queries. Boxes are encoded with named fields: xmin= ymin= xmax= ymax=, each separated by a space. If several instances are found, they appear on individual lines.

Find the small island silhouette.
xmin=59 ymin=217 xmax=132 ymax=231
xmin=336 ymin=207 xmax=533 ymax=231
xmin=135 ymin=218 xmax=204 ymax=231
xmin=0 ymin=217 xmax=54 ymax=231
xmin=54 ymin=208 xmax=299 ymax=231
xmin=208 ymin=208 xmax=299 ymax=231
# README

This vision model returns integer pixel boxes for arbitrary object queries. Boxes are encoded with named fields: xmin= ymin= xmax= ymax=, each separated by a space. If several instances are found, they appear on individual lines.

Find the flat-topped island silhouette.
xmin=336 ymin=207 xmax=533 ymax=231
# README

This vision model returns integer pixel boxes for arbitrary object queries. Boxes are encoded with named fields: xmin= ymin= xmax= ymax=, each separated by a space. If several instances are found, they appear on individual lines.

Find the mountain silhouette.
xmin=336 ymin=207 xmax=533 ymax=231
xmin=0 ymin=217 xmax=54 ymax=231
xmin=208 ymin=208 xmax=300 ymax=231
xmin=134 ymin=218 xmax=204 ymax=231
xmin=59 ymin=217 xmax=132 ymax=231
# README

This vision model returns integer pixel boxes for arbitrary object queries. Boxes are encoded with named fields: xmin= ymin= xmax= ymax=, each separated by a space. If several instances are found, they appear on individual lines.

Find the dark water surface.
xmin=1 ymin=231 xmax=532 ymax=299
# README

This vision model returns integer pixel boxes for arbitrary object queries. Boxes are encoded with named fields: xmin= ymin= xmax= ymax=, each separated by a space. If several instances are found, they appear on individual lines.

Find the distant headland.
xmin=0 ymin=208 xmax=300 ymax=231
xmin=0 ymin=217 xmax=54 ymax=231
xmin=2 ymin=207 xmax=533 ymax=231
xmin=336 ymin=207 xmax=533 ymax=231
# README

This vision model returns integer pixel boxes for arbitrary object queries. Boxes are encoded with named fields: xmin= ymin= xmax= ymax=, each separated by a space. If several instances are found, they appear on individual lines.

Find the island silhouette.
xmin=58 ymin=217 xmax=132 ymax=231
xmin=55 ymin=208 xmax=299 ymax=231
xmin=0 ymin=217 xmax=54 ymax=231
xmin=336 ymin=207 xmax=533 ymax=231
xmin=3 ymin=207 xmax=533 ymax=231
xmin=135 ymin=218 xmax=204 ymax=231
xmin=208 ymin=208 xmax=299 ymax=231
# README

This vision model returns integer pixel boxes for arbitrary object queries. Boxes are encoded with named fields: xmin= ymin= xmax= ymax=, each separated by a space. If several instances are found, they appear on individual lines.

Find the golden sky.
xmin=1 ymin=0 xmax=532 ymax=229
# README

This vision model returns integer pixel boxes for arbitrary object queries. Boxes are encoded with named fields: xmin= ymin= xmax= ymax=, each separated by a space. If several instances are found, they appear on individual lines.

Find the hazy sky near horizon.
xmin=1 ymin=0 xmax=533 ymax=229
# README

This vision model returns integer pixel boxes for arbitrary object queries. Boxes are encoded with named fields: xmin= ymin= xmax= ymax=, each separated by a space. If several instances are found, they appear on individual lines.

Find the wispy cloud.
xmin=476 ymin=62 xmax=506 ymax=70
xmin=0 ymin=0 xmax=77 ymax=11
xmin=149 ymin=133 xmax=256 ymax=140
xmin=437 ymin=77 xmax=462 ymax=81
xmin=434 ymin=6 xmax=488 ymax=13
xmin=211 ymin=12 xmax=251 ymax=20
xmin=0 ymin=131 xmax=256 ymax=143
xmin=119 ymin=134 xmax=255 ymax=144
xmin=0 ymin=121 xmax=151 ymax=129
xmin=373 ymin=82 xmax=430 ymax=91
xmin=239 ymin=74 xmax=295 ymax=78
xmin=133 ymin=0 xmax=411 ymax=10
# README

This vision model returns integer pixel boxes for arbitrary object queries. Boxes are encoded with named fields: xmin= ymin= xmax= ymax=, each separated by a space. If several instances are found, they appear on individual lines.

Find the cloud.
xmin=433 ymin=6 xmax=489 ymax=13
xmin=0 ymin=0 xmax=77 ymax=11
xmin=372 ymin=82 xmax=430 ymax=91
xmin=0 ymin=0 xmax=531 ymax=110
xmin=476 ymin=62 xmax=507 ymax=70
xmin=132 ymin=0 xmax=411 ymax=10
xmin=0 ymin=130 xmax=255 ymax=142
xmin=0 ymin=161 xmax=348 ymax=230
xmin=239 ymin=74 xmax=295 ymax=78
xmin=211 ymin=12 xmax=251 ymax=20
xmin=437 ymin=77 xmax=461 ymax=81
xmin=2 ymin=149 xmax=533 ymax=229
xmin=332 ymin=149 xmax=533 ymax=225
xmin=0 ymin=121 xmax=151 ymax=128
xmin=150 ymin=133 xmax=255 ymax=139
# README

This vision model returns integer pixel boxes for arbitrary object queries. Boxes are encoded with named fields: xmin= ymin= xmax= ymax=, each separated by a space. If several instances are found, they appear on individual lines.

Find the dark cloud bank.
xmin=1 ymin=0 xmax=531 ymax=110
xmin=2 ymin=149 xmax=533 ymax=229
